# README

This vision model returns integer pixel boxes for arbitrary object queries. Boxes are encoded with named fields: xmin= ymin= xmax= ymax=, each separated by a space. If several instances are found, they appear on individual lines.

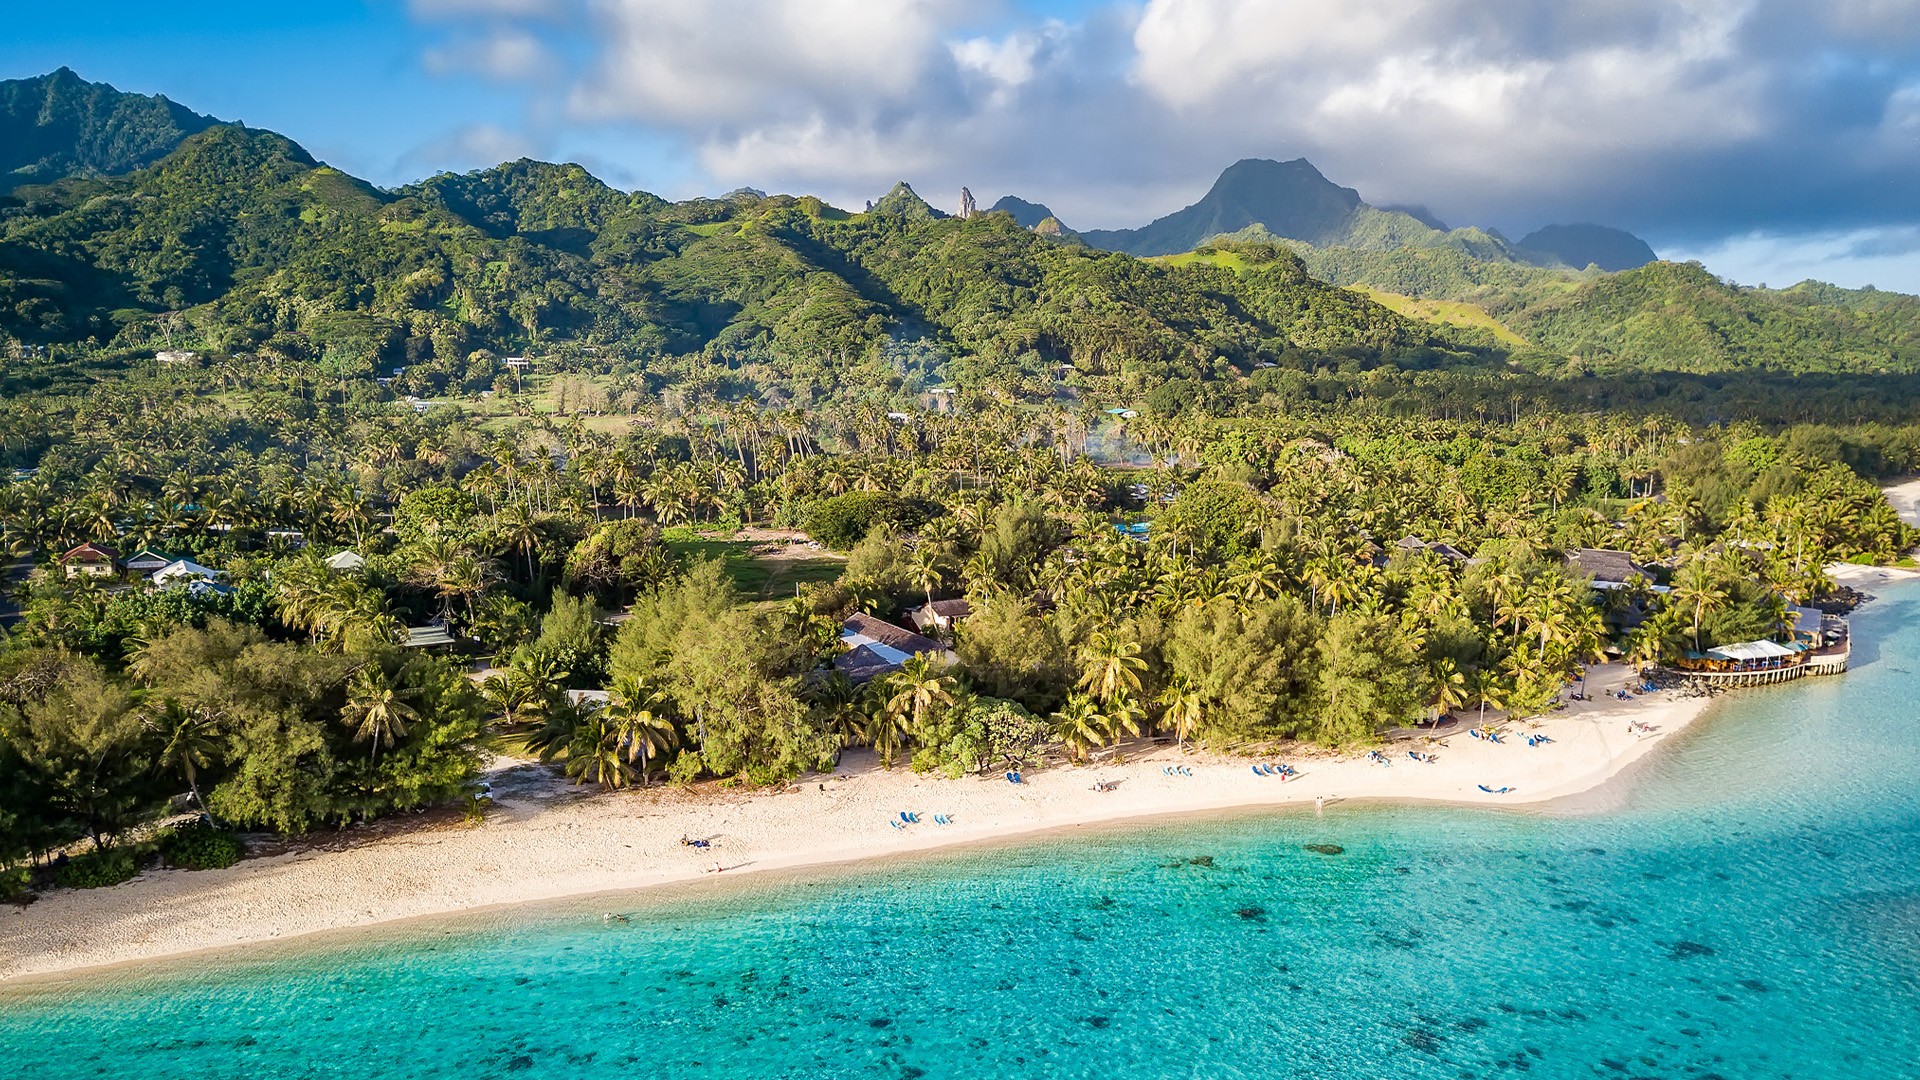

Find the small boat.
xmin=1478 ymin=784 xmax=1513 ymax=794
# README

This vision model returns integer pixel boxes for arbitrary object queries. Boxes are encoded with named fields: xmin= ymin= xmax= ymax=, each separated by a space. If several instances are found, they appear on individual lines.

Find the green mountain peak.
xmin=0 ymin=68 xmax=220 ymax=192
xmin=869 ymin=181 xmax=947 ymax=221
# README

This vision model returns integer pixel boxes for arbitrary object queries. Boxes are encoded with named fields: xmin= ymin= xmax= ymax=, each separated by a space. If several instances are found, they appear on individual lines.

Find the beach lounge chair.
xmin=891 ymin=819 xmax=906 ymax=830
xmin=1007 ymin=771 xmax=1024 ymax=784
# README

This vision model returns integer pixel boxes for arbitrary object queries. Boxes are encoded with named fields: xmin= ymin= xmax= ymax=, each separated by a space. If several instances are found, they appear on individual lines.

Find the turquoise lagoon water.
xmin=5 ymin=590 xmax=1920 ymax=1079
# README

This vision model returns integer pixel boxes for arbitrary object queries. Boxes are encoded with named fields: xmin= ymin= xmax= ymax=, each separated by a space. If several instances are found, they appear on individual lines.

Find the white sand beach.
xmin=1821 ymin=478 xmax=1920 ymax=588
xmin=1881 ymin=477 xmax=1920 ymax=528
xmin=0 ymin=665 xmax=1713 ymax=982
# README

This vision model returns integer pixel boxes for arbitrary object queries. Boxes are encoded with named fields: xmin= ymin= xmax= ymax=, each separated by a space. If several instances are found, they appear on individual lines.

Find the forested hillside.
xmin=0 ymin=68 xmax=216 ymax=191
xmin=0 ymin=126 xmax=1477 ymax=400
xmin=1 ymin=108 xmax=1917 ymax=398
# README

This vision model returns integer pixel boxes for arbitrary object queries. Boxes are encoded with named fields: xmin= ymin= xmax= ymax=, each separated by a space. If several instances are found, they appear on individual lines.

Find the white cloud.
xmin=423 ymin=29 xmax=555 ymax=80
xmin=398 ymin=0 xmax=1920 ymax=281
xmin=567 ymin=0 xmax=961 ymax=125
xmin=400 ymin=123 xmax=544 ymax=175
xmin=1129 ymin=0 xmax=1768 ymax=200
xmin=699 ymin=117 xmax=945 ymax=197
xmin=951 ymin=29 xmax=1042 ymax=88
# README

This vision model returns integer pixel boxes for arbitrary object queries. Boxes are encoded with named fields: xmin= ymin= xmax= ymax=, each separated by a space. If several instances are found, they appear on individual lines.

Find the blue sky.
xmin=6 ymin=0 xmax=1920 ymax=292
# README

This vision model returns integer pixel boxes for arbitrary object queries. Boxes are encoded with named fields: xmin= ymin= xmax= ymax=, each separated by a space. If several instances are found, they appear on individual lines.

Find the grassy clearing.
xmin=682 ymin=221 xmax=736 ymax=237
xmin=1351 ymin=287 xmax=1531 ymax=348
xmin=663 ymin=536 xmax=847 ymax=599
xmin=1154 ymin=250 xmax=1256 ymax=273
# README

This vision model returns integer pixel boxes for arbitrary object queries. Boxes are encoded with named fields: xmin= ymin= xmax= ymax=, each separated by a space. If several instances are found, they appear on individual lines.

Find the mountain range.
xmin=1000 ymin=157 xmax=1656 ymax=273
xmin=2 ymin=68 xmax=1916 ymax=390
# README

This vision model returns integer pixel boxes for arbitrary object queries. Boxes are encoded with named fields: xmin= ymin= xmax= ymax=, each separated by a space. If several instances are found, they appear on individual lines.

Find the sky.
xmin=5 ymin=0 xmax=1919 ymax=292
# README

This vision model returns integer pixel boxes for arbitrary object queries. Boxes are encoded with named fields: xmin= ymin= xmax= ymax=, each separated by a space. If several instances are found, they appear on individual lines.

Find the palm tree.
xmin=807 ymin=671 xmax=868 ymax=746
xmin=1077 ymin=630 xmax=1146 ymax=706
xmin=1428 ymin=657 xmax=1468 ymax=730
xmin=607 ymin=676 xmax=678 ymax=787
xmin=341 ymin=668 xmax=421 ymax=763
xmin=872 ymin=655 xmax=954 ymax=768
xmin=1672 ymin=558 xmax=1729 ymax=653
xmin=910 ymin=543 xmax=947 ymax=609
xmin=482 ymin=654 xmax=570 ymax=737
xmin=1052 ymin=692 xmax=1107 ymax=763
xmin=1158 ymin=677 xmax=1206 ymax=750
xmin=1472 ymin=667 xmax=1509 ymax=728
xmin=495 ymin=504 xmax=544 ymax=583
xmin=563 ymin=712 xmax=634 ymax=788
xmin=147 ymin=699 xmax=221 ymax=812
xmin=442 ymin=553 xmax=499 ymax=623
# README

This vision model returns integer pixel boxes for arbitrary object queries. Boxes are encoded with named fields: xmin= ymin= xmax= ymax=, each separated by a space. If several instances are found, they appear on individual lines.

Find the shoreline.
xmin=1 ymin=664 xmax=1715 ymax=983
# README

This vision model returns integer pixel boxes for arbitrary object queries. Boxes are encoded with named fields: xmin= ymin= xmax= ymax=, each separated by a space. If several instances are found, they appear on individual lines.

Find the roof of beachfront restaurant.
xmin=1707 ymin=640 xmax=1797 ymax=662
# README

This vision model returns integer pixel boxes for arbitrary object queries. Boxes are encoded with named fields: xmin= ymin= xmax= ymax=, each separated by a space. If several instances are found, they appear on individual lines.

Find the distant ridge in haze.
xmin=989 ymin=195 xmax=1064 ymax=230
xmin=1081 ymin=158 xmax=1368 ymax=255
xmin=1077 ymin=157 xmax=1656 ymax=271
xmin=1518 ymin=224 xmax=1658 ymax=272
xmin=0 ymin=67 xmax=219 ymax=191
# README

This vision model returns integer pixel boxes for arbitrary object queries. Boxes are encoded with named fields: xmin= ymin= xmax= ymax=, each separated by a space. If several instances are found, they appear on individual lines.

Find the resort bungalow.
xmin=266 ymin=529 xmax=307 ymax=549
xmin=402 ymin=620 xmax=458 ymax=649
xmin=835 ymin=612 xmax=950 ymax=683
xmin=153 ymin=559 xmax=222 ymax=589
xmin=59 ymin=542 xmax=120 ymax=579
xmin=324 ymin=550 xmax=367 ymax=572
xmin=122 ymin=549 xmax=174 ymax=575
xmin=1565 ymin=548 xmax=1670 ymax=593
xmin=1393 ymin=536 xmax=1469 ymax=563
xmin=908 ymin=598 xmax=972 ymax=635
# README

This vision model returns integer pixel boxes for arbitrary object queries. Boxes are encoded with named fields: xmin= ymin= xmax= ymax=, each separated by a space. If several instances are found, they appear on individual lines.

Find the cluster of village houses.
xmin=57 ymin=542 xmax=234 ymax=598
